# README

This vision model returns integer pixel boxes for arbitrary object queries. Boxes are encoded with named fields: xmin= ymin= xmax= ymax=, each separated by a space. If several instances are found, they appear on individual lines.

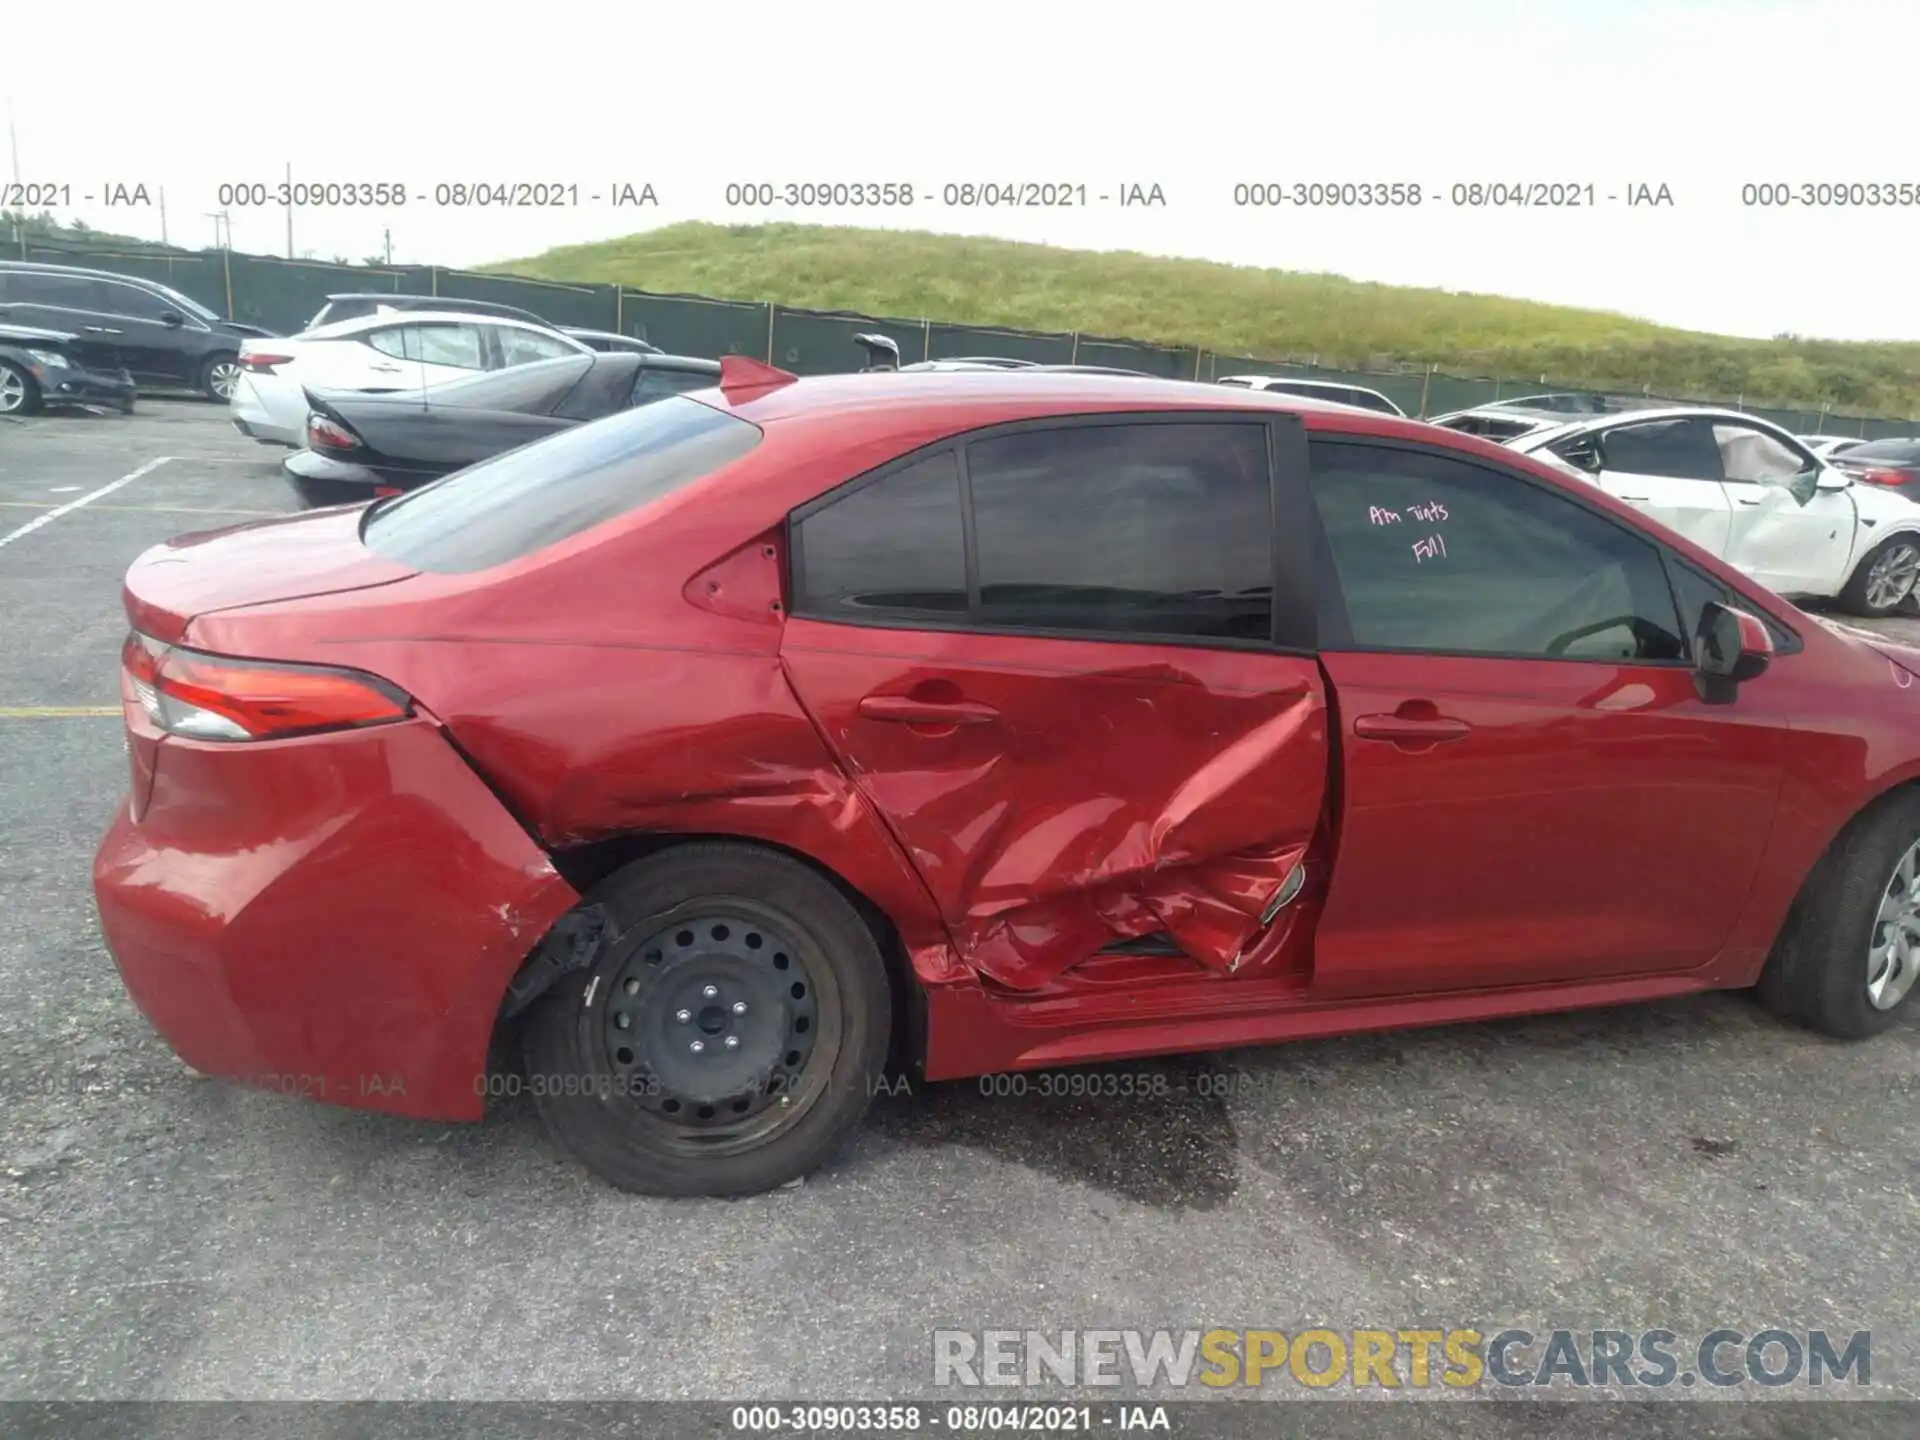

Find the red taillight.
xmin=120 ymin=632 xmax=411 ymax=742
xmin=1853 ymin=467 xmax=1911 ymax=487
xmin=240 ymin=353 xmax=295 ymax=374
xmin=306 ymin=413 xmax=361 ymax=452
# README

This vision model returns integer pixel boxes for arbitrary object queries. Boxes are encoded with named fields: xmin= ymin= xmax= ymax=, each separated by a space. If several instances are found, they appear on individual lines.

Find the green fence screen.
xmin=13 ymin=233 xmax=1915 ymax=435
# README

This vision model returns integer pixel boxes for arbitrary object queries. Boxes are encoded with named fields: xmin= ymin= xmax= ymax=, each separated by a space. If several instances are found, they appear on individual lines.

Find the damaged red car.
xmin=94 ymin=360 xmax=1920 ymax=1195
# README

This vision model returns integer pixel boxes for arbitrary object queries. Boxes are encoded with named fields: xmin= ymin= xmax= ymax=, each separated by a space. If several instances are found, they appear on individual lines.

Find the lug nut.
xmin=724 ymin=1035 xmax=740 ymax=1050
xmin=690 ymin=1040 xmax=705 ymax=1054
xmin=702 ymin=985 xmax=719 ymax=999
xmin=732 ymin=1001 xmax=748 ymax=1015
xmin=675 ymin=1009 xmax=692 ymax=1024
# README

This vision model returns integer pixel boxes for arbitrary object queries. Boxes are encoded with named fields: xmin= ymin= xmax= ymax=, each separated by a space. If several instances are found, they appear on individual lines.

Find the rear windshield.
xmin=360 ymin=396 xmax=762 ymax=573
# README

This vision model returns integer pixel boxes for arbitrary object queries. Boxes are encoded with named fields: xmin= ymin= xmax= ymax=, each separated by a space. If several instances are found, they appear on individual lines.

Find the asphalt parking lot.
xmin=1 ymin=400 xmax=1918 ymax=1427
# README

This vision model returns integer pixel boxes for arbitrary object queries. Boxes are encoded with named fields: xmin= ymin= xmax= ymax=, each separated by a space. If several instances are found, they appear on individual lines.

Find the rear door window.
xmin=790 ymin=419 xmax=1275 ymax=643
xmin=361 ymin=396 xmax=762 ymax=573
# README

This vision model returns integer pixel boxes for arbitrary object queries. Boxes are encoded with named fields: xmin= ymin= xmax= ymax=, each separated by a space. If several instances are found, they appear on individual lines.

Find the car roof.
xmin=300 ymin=309 xmax=584 ymax=340
xmin=1511 ymin=405 xmax=1798 ymax=451
xmin=711 ymin=369 xmax=1447 ymax=439
xmin=0 ymin=259 xmax=165 ymax=286
xmin=1222 ymin=374 xmax=1392 ymax=395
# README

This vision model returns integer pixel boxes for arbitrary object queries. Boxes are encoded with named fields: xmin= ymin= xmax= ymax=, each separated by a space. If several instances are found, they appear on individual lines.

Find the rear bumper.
xmin=92 ymin=717 xmax=581 ymax=1120
xmin=282 ymin=449 xmax=406 ymax=508
xmin=230 ymin=374 xmax=304 ymax=446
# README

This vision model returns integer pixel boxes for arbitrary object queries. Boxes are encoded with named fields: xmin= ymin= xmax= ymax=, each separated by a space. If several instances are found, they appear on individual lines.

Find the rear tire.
xmin=1759 ymin=790 xmax=1920 ymax=1038
xmin=0 ymin=360 xmax=41 ymax=417
xmin=199 ymin=352 xmax=241 ymax=402
xmin=1839 ymin=536 xmax=1920 ymax=617
xmin=521 ymin=843 xmax=891 ymax=1196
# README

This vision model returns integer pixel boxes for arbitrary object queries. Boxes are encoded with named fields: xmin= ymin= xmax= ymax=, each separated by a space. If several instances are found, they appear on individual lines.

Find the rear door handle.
xmin=1737 ymin=497 xmax=1763 ymax=506
xmin=83 ymin=325 xmax=124 ymax=335
xmin=857 ymin=695 xmax=999 ymax=726
xmin=368 ymin=363 xmax=403 ymax=373
xmin=1353 ymin=714 xmax=1471 ymax=743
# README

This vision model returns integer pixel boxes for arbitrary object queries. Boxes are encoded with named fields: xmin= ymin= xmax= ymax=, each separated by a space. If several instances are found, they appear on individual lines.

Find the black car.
xmin=304 ymin=292 xmax=560 ymax=331
xmin=0 ymin=261 xmax=277 ymax=400
xmin=1832 ymin=437 xmax=1920 ymax=503
xmin=0 ymin=323 xmax=139 ymax=416
xmin=282 ymin=349 xmax=721 ymax=507
xmin=560 ymin=327 xmax=662 ymax=354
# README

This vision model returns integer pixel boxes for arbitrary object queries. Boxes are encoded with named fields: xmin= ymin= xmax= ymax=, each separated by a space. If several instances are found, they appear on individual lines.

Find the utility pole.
xmin=6 ymin=96 xmax=18 ymax=185
xmin=383 ymin=227 xmax=392 ymax=265
xmin=285 ymin=160 xmax=294 ymax=258
xmin=158 ymin=186 xmax=169 ymax=245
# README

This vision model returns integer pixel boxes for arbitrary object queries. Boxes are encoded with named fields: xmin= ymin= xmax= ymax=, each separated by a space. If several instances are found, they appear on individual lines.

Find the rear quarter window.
xmin=360 ymin=396 xmax=762 ymax=573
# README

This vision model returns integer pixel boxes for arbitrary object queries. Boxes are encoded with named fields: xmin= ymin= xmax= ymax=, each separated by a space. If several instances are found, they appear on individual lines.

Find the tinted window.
xmin=310 ymin=299 xmax=370 ymax=328
xmin=1667 ymin=557 xmax=1799 ymax=654
xmin=1595 ymin=418 xmax=1723 ymax=480
xmin=1310 ymin=440 xmax=1685 ymax=661
xmin=633 ymin=366 xmax=719 ymax=404
xmin=145 ymin=281 xmax=219 ymax=322
xmin=967 ymin=422 xmax=1273 ymax=640
xmin=361 ymin=397 xmax=761 ymax=573
xmin=93 ymin=280 xmax=166 ymax=318
xmin=10 ymin=272 xmax=109 ymax=309
xmin=1713 ymin=423 xmax=1810 ymax=482
xmin=794 ymin=451 xmax=967 ymax=618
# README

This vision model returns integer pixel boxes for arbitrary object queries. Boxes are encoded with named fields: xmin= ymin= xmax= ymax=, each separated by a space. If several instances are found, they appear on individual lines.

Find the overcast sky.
xmin=7 ymin=0 xmax=1918 ymax=341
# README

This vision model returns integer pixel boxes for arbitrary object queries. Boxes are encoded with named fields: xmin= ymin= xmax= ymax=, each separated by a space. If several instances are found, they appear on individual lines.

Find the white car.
xmin=229 ymin=311 xmax=590 ymax=447
xmin=1430 ymin=405 xmax=1572 ymax=443
xmin=1216 ymin=374 xmax=1406 ymax=416
xmin=1510 ymin=407 xmax=1920 ymax=617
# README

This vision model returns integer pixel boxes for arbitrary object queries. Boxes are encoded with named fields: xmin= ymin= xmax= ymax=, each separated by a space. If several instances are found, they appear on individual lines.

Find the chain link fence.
xmin=13 ymin=231 xmax=1914 ymax=438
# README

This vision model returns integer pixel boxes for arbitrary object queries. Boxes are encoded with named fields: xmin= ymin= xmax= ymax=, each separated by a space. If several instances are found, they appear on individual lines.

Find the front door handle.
xmin=1353 ymin=713 xmax=1471 ymax=744
xmin=369 ymin=363 xmax=403 ymax=373
xmin=857 ymin=695 xmax=999 ymax=726
xmin=1737 ymin=497 xmax=1763 ymax=506
xmin=83 ymin=325 xmax=124 ymax=335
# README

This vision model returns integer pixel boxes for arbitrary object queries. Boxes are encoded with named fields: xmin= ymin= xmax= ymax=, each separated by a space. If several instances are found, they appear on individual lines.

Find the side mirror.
xmin=158 ymin=310 xmax=184 ymax=328
xmin=1697 ymin=601 xmax=1773 ymax=686
xmin=1815 ymin=466 xmax=1853 ymax=492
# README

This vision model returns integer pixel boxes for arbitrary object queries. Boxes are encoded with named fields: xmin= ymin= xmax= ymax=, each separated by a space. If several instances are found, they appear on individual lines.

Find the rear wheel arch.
xmin=498 ymin=830 xmax=926 ymax=1067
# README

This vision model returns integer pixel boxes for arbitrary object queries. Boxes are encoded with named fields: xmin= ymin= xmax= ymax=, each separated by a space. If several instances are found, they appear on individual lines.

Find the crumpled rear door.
xmin=781 ymin=620 xmax=1330 ymax=990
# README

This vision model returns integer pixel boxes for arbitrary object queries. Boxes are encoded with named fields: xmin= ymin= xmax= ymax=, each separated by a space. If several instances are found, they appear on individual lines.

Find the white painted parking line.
xmin=0 ymin=458 xmax=173 ymax=551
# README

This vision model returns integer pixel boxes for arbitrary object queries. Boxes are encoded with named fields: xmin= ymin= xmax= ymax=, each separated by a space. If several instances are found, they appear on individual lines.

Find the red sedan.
xmin=94 ymin=360 xmax=1920 ymax=1196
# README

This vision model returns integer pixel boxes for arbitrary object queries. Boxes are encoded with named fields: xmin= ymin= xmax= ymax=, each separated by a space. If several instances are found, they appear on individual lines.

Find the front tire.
xmin=0 ymin=359 xmax=41 ymax=417
xmin=521 ymin=843 xmax=892 ymax=1196
xmin=199 ymin=352 xmax=241 ymax=402
xmin=1839 ymin=536 xmax=1920 ymax=617
xmin=1759 ymin=790 xmax=1920 ymax=1038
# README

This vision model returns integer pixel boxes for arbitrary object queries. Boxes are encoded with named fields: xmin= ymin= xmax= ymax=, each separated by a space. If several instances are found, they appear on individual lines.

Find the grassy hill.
xmin=497 ymin=221 xmax=1920 ymax=416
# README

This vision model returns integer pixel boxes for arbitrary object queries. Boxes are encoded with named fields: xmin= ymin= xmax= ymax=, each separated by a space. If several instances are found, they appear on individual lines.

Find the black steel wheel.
xmin=600 ymin=903 xmax=829 ymax=1151
xmin=521 ymin=843 xmax=892 ymax=1195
